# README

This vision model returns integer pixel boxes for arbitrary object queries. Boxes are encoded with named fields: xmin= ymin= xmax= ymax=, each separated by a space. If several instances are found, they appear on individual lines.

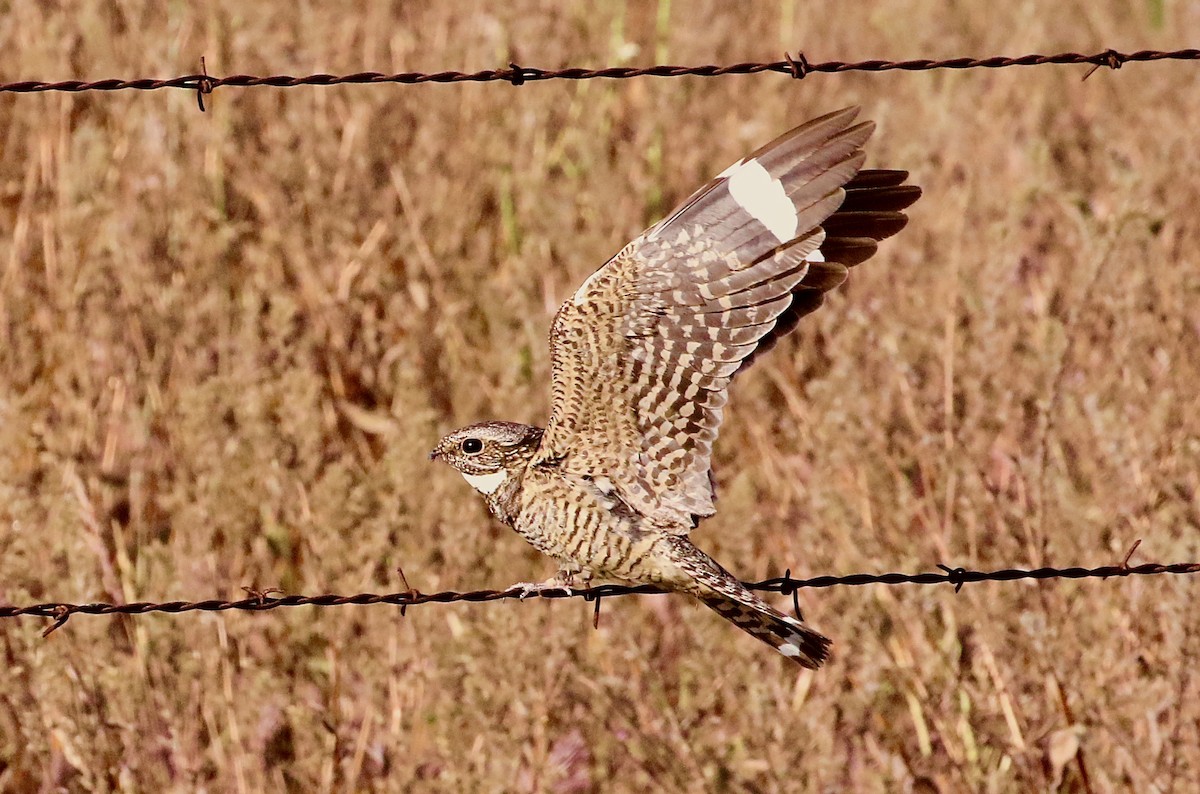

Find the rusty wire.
xmin=2 ymin=558 xmax=1196 ymax=636
xmin=0 ymin=48 xmax=1197 ymax=102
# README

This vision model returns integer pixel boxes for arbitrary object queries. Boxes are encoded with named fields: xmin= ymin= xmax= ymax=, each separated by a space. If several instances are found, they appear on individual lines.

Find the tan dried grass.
xmin=1 ymin=1 xmax=1198 ymax=790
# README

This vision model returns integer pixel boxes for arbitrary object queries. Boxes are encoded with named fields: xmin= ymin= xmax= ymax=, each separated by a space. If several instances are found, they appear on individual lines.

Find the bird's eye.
xmin=461 ymin=438 xmax=483 ymax=455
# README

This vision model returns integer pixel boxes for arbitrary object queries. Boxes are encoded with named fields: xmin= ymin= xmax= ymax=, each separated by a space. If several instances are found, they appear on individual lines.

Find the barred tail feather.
xmin=700 ymin=592 xmax=831 ymax=669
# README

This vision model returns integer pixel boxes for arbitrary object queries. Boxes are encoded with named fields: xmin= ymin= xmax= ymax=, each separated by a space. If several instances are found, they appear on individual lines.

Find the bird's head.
xmin=429 ymin=421 xmax=544 ymax=496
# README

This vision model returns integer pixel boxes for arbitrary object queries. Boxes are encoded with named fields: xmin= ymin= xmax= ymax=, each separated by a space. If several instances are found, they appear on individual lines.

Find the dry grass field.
xmin=2 ymin=1 xmax=1199 ymax=791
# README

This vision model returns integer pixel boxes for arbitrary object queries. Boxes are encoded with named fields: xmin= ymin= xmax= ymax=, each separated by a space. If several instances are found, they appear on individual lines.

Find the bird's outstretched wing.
xmin=533 ymin=108 xmax=920 ymax=528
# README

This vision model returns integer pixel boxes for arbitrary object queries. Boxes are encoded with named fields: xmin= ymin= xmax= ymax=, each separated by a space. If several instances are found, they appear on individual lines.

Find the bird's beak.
xmin=428 ymin=447 xmax=441 ymax=461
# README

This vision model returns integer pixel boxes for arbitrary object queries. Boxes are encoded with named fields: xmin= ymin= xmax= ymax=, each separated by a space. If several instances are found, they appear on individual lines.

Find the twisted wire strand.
xmin=1 ymin=48 xmax=1195 ymax=98
xmin=3 ymin=560 xmax=1196 ymax=635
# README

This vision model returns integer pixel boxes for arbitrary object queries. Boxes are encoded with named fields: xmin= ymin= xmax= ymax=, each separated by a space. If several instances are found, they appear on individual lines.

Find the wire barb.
xmin=1082 ymin=49 xmax=1125 ymax=81
xmin=2 ymin=48 xmax=1197 ymax=96
xmin=936 ymin=564 xmax=969 ymax=593
xmin=395 ymin=565 xmax=418 ymax=617
xmin=1120 ymin=539 xmax=1143 ymax=571
xmin=506 ymin=62 xmax=528 ymax=86
xmin=241 ymin=586 xmax=283 ymax=605
xmin=781 ymin=568 xmax=805 ymax=620
xmin=783 ymin=51 xmax=810 ymax=80
xmin=195 ymin=56 xmax=214 ymax=111
xmin=41 ymin=605 xmax=71 ymax=638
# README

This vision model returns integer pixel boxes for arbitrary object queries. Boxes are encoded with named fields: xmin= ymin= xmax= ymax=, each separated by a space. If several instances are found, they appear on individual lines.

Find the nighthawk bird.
xmin=431 ymin=108 xmax=919 ymax=668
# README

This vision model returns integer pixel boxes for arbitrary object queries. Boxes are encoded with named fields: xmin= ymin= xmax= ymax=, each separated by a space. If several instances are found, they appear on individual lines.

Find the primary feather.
xmin=534 ymin=108 xmax=920 ymax=528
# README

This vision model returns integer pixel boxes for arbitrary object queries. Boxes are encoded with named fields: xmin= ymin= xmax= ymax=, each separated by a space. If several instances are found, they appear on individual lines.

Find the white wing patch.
xmin=462 ymin=470 xmax=507 ymax=495
xmin=726 ymin=159 xmax=798 ymax=243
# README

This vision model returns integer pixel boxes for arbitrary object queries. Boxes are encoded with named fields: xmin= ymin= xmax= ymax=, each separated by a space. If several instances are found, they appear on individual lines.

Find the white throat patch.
xmin=462 ymin=470 xmax=507 ymax=495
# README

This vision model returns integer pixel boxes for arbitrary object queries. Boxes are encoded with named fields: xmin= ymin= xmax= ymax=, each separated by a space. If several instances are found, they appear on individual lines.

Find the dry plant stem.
xmin=1034 ymin=224 xmax=1121 ymax=565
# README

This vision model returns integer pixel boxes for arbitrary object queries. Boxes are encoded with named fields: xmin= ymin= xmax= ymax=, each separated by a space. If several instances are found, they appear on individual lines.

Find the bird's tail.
xmin=660 ymin=535 xmax=831 ymax=668
xmin=699 ymin=589 xmax=831 ymax=669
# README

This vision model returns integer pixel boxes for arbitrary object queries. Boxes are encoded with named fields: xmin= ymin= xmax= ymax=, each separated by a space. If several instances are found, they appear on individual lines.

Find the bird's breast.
xmin=511 ymin=469 xmax=663 ymax=582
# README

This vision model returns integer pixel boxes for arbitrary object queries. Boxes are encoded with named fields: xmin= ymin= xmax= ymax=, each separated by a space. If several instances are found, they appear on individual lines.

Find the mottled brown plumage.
xmin=431 ymin=108 xmax=920 ymax=668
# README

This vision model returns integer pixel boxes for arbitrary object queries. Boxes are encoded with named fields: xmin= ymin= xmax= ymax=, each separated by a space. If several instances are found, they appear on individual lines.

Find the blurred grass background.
xmin=2 ymin=1 xmax=1199 ymax=791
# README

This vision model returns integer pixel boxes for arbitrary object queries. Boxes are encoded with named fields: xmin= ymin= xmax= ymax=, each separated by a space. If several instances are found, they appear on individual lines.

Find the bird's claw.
xmin=511 ymin=575 xmax=576 ymax=599
xmin=511 ymin=573 xmax=578 ymax=599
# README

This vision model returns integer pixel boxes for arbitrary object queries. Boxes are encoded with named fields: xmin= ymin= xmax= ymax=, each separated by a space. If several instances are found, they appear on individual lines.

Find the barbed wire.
xmin=3 ymin=555 xmax=1196 ymax=636
xmin=0 ymin=48 xmax=1196 ymax=108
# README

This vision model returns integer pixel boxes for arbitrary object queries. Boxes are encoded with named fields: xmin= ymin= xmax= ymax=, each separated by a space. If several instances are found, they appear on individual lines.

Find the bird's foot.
xmin=510 ymin=570 xmax=588 ymax=599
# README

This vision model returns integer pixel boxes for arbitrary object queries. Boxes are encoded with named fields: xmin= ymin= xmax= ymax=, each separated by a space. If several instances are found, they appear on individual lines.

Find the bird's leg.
xmin=511 ymin=565 xmax=590 ymax=599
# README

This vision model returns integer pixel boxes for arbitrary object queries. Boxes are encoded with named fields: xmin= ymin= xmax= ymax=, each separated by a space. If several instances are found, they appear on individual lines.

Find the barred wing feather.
xmin=533 ymin=108 xmax=920 ymax=529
